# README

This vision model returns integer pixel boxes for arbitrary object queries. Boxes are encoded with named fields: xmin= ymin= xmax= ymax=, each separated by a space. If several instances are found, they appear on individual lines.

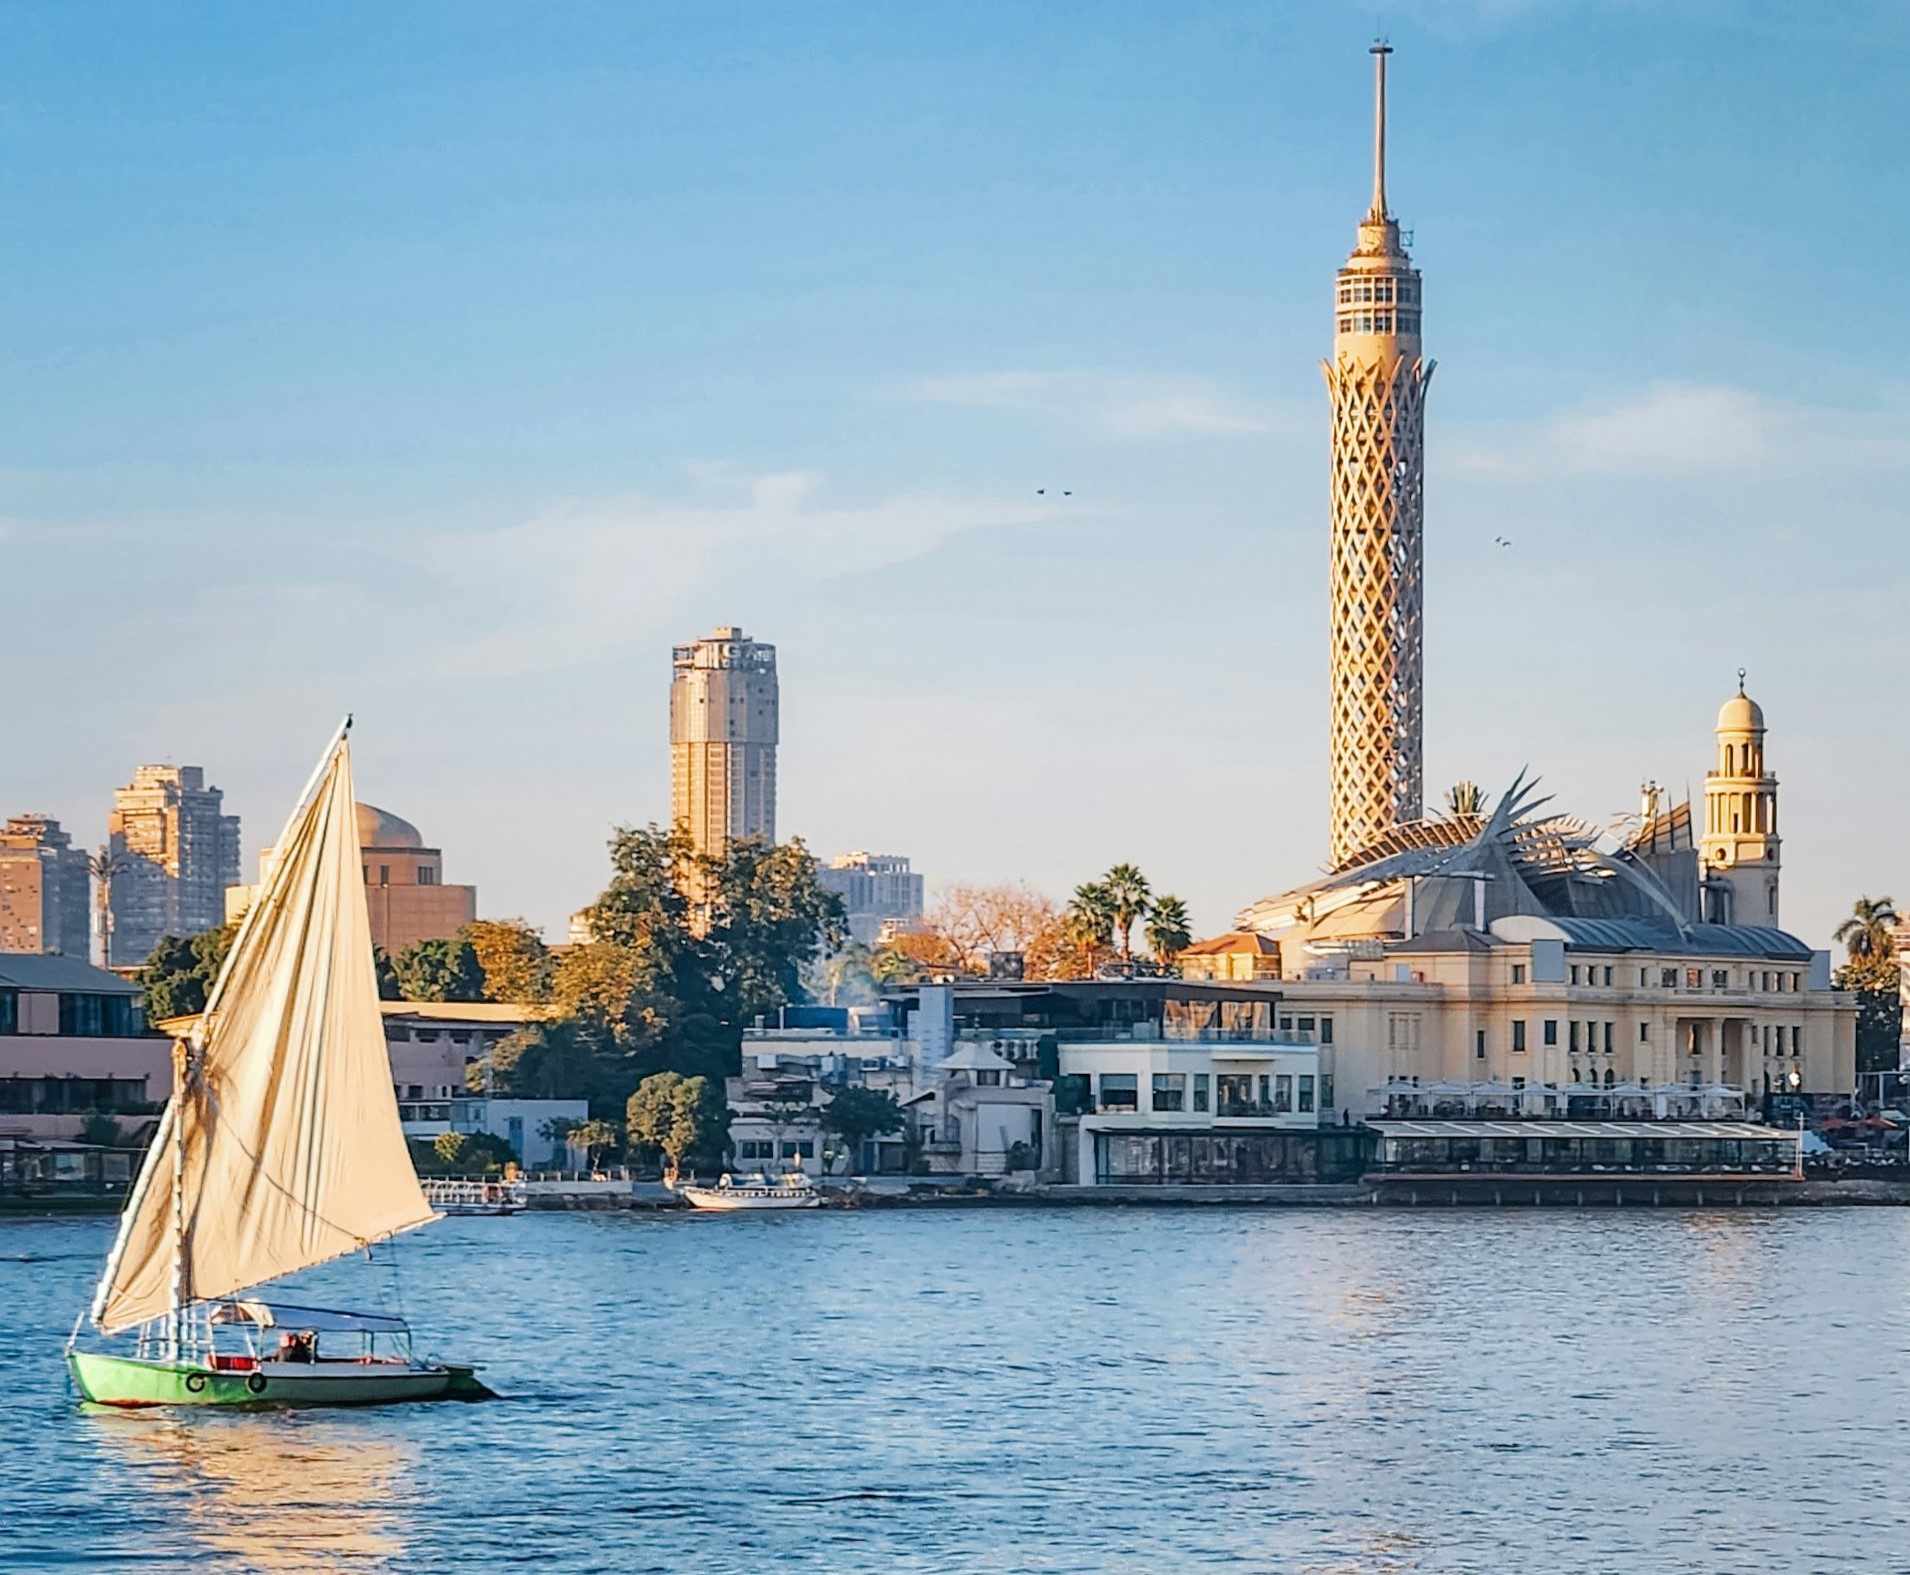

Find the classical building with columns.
xmin=1235 ymin=682 xmax=1854 ymax=1112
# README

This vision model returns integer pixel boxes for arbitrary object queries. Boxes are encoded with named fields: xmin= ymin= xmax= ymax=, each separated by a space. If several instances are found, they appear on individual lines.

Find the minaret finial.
xmin=1369 ymin=39 xmax=1392 ymax=222
xmin=1737 ymin=666 xmax=1747 ymax=694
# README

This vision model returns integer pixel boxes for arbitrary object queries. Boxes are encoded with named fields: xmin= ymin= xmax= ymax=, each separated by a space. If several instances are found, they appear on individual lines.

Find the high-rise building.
xmin=107 ymin=765 xmax=241 ymax=965
xmin=0 ymin=816 xmax=92 ymax=958
xmin=819 ymin=853 xmax=925 ymax=947
xmin=1700 ymin=676 xmax=1781 ymax=926
xmin=1325 ymin=43 xmax=1432 ymax=868
xmin=670 ymin=626 xmax=778 ymax=858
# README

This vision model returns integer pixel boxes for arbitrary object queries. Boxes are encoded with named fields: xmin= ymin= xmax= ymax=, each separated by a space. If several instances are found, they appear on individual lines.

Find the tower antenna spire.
xmin=1369 ymin=39 xmax=1392 ymax=222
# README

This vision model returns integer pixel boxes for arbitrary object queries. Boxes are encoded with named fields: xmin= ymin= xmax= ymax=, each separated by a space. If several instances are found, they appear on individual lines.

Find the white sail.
xmin=93 ymin=729 xmax=435 ymax=1336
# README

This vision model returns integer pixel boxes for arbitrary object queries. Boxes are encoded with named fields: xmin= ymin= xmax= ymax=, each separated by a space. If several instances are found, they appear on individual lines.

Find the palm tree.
xmin=1063 ymin=883 xmax=1115 ymax=978
xmin=1835 ymin=896 xmax=1898 ymax=961
xmin=1145 ymin=895 xmax=1192 ymax=970
xmin=1101 ymin=863 xmax=1152 ymax=964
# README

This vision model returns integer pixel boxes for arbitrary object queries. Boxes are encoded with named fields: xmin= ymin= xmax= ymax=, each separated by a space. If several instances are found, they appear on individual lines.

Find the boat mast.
xmin=166 ymin=1036 xmax=192 ymax=1362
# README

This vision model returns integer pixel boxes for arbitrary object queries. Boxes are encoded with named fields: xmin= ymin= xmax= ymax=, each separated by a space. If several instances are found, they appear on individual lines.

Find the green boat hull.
xmin=68 ymin=1350 xmax=494 ymax=1409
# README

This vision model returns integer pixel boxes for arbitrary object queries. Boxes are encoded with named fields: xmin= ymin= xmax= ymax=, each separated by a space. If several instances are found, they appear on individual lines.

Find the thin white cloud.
xmin=907 ymin=370 xmax=1272 ymax=437
xmin=418 ymin=470 xmax=1052 ymax=679
xmin=1453 ymin=381 xmax=1910 ymax=477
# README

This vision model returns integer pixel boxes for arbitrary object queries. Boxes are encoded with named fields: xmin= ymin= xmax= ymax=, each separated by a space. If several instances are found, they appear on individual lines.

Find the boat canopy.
xmin=90 ymin=731 xmax=437 ymax=1337
xmin=208 ymin=1300 xmax=412 ymax=1334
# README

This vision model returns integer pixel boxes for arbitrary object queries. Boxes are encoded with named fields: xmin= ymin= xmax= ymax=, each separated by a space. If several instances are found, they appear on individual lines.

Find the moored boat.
xmin=65 ymin=722 xmax=492 ymax=1410
xmin=422 ymin=1178 xmax=527 ymax=1216
xmin=678 ymin=1171 xmax=822 ymax=1211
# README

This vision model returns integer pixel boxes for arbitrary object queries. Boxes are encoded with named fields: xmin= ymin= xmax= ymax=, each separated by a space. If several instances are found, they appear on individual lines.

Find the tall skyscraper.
xmin=1325 ymin=43 xmax=1433 ymax=868
xmin=0 ymin=815 xmax=92 ymax=957
xmin=107 ymin=764 xmax=241 ymax=965
xmin=670 ymin=626 xmax=779 ymax=858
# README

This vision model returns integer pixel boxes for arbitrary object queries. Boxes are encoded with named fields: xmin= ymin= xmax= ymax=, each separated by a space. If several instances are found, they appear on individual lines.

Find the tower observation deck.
xmin=1324 ymin=43 xmax=1433 ymax=869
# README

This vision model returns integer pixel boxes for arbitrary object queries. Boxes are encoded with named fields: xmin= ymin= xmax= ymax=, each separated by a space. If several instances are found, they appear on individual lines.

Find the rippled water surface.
xmin=4 ymin=1206 xmax=1909 ymax=1573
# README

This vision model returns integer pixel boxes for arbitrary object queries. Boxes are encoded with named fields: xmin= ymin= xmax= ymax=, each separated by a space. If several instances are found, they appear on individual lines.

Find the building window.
xmin=1274 ymin=1075 xmax=1293 ymax=1113
xmin=1151 ymin=1073 xmax=1186 ymax=1113
xmin=1776 ymin=1027 xmax=1787 ymax=1054
xmin=1511 ymin=965 xmax=1526 ymax=985
xmin=1322 ymin=1075 xmax=1334 ymax=1108
xmin=1475 ymin=1029 xmax=1486 ymax=1060
xmin=1320 ymin=1017 xmax=1334 ymax=1045
xmin=1661 ymin=969 xmax=1678 ymax=988
xmin=1297 ymin=1016 xmax=1315 ymax=1033
xmin=1193 ymin=1074 xmax=1210 ymax=1113
xmin=1567 ymin=1021 xmax=1578 ymax=1052
xmin=378 ymin=865 xmax=390 ymax=886
xmin=1259 ymin=1075 xmax=1272 ymax=1107
xmin=1603 ymin=967 xmax=1614 ymax=986
xmin=1278 ymin=1017 xmax=1294 ymax=1031
xmin=1569 ymin=965 xmax=1580 ymax=986
xmin=1298 ymin=1076 xmax=1315 ymax=1114
xmin=1793 ymin=1025 xmax=1804 ymax=1057
xmin=1216 ymin=1074 xmax=1254 ymax=1114
xmin=1512 ymin=1020 xmax=1527 ymax=1053
xmin=780 ymin=1140 xmax=815 ymax=1160
xmin=1711 ymin=970 xmax=1728 ymax=989
xmin=1544 ymin=1020 xmax=1559 ymax=1047
xmin=1639 ymin=1022 xmax=1650 ymax=1042
xmin=1602 ymin=1022 xmax=1613 ymax=1053
xmin=1685 ymin=968 xmax=1703 ymax=989
xmin=418 ymin=867 xmax=437 ymax=886
xmin=1098 ymin=1073 xmax=1138 ymax=1112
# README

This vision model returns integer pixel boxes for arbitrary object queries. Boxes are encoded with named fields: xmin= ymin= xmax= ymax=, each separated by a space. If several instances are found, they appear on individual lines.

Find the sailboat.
xmin=66 ymin=722 xmax=492 ymax=1408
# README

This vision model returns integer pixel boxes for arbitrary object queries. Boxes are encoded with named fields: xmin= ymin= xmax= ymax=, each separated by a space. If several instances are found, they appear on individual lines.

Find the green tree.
xmin=139 ymin=922 xmax=238 ymax=1021
xmin=462 ymin=919 xmax=554 ymax=1004
xmin=433 ymin=1131 xmax=467 ymax=1167
xmin=1833 ymin=896 xmax=1898 ymax=991
xmin=373 ymin=946 xmax=402 ymax=1001
xmin=1062 ymin=883 xmax=1115 ymax=978
xmin=479 ymin=1018 xmax=615 ymax=1104
xmin=705 ymin=836 xmax=847 ymax=1024
xmin=567 ymin=1118 xmax=624 ymax=1170
xmin=626 ymin=1071 xmax=729 ymax=1183
xmin=818 ymin=1086 xmax=905 ymax=1174
xmin=1145 ymin=895 xmax=1193 ymax=970
xmin=79 ymin=1113 xmax=124 ymax=1147
xmin=393 ymin=937 xmax=487 ymax=1003
xmin=1101 ymin=863 xmax=1153 ymax=965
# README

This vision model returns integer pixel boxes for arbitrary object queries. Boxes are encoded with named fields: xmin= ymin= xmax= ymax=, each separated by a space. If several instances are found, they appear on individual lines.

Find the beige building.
xmin=1177 ymin=931 xmax=1282 ymax=983
xmin=1701 ymin=677 xmax=1782 ymax=925
xmin=670 ymin=626 xmax=778 ymax=858
xmin=1237 ymin=684 xmax=1856 ymax=1104
xmin=226 ymin=803 xmax=476 ymax=957
xmin=107 ymin=765 xmax=241 ymax=966
xmin=0 ymin=816 xmax=92 ymax=958
xmin=1326 ymin=44 xmax=1432 ymax=867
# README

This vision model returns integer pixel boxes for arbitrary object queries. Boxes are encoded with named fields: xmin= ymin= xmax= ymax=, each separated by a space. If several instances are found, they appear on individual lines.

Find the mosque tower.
xmin=1325 ymin=43 xmax=1434 ymax=868
xmin=1700 ymin=673 xmax=1781 ymax=925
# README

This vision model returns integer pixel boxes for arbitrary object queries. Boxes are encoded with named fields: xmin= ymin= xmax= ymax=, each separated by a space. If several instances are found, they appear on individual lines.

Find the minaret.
xmin=1325 ymin=43 xmax=1434 ymax=868
xmin=1700 ymin=672 xmax=1781 ymax=925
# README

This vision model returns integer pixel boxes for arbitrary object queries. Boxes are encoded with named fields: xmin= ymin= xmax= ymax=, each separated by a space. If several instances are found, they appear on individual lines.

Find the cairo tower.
xmin=1324 ymin=44 xmax=1433 ymax=868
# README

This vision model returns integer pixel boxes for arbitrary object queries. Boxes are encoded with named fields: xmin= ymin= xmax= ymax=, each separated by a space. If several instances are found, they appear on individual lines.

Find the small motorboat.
xmin=678 ymin=1171 xmax=822 ymax=1211
xmin=422 ymin=1178 xmax=527 ymax=1216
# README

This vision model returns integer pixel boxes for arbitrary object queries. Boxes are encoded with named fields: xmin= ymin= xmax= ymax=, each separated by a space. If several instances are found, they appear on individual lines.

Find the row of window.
xmin=1275 ymin=1014 xmax=1334 ymax=1042
xmin=736 ymin=1139 xmax=815 ymax=1161
xmin=1507 ymin=963 xmax=1806 ymax=993
xmin=1336 ymin=278 xmax=1420 ymax=306
xmin=1487 ymin=1017 xmax=1809 ymax=1057
xmin=0 ymin=990 xmax=144 ymax=1038
xmin=1336 ymin=311 xmax=1423 ymax=336
xmin=1097 ymin=1071 xmax=1323 ymax=1116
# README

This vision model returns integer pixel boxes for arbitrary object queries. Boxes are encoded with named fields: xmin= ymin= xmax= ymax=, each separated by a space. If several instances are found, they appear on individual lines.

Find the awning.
xmin=207 ymin=1299 xmax=411 ymax=1334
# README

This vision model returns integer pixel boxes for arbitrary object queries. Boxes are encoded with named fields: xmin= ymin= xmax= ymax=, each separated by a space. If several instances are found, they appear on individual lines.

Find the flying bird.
xmin=1493 ymin=536 xmax=1511 ymax=547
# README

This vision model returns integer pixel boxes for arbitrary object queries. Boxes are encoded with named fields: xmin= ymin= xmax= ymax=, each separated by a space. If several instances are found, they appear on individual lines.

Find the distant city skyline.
xmin=3 ymin=5 xmax=1906 ymax=952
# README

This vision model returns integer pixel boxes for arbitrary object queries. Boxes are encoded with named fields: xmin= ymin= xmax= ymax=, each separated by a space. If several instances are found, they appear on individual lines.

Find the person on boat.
xmin=277 ymin=1330 xmax=317 ymax=1364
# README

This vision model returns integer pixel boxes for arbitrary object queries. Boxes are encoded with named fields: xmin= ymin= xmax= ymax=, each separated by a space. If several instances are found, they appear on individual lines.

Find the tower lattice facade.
xmin=1325 ymin=44 xmax=1433 ymax=869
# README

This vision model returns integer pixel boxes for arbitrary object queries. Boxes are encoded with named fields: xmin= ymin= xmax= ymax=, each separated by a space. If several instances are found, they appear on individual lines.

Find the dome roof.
xmin=1717 ymin=689 xmax=1765 ymax=733
xmin=356 ymin=803 xmax=424 ymax=849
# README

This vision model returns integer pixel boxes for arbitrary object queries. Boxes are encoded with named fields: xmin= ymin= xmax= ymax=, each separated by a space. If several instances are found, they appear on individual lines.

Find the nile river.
xmin=5 ymin=1206 xmax=1908 ymax=1573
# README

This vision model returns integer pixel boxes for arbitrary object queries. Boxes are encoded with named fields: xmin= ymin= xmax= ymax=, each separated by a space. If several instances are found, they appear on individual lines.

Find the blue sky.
xmin=4 ymin=1 xmax=1907 ymax=951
